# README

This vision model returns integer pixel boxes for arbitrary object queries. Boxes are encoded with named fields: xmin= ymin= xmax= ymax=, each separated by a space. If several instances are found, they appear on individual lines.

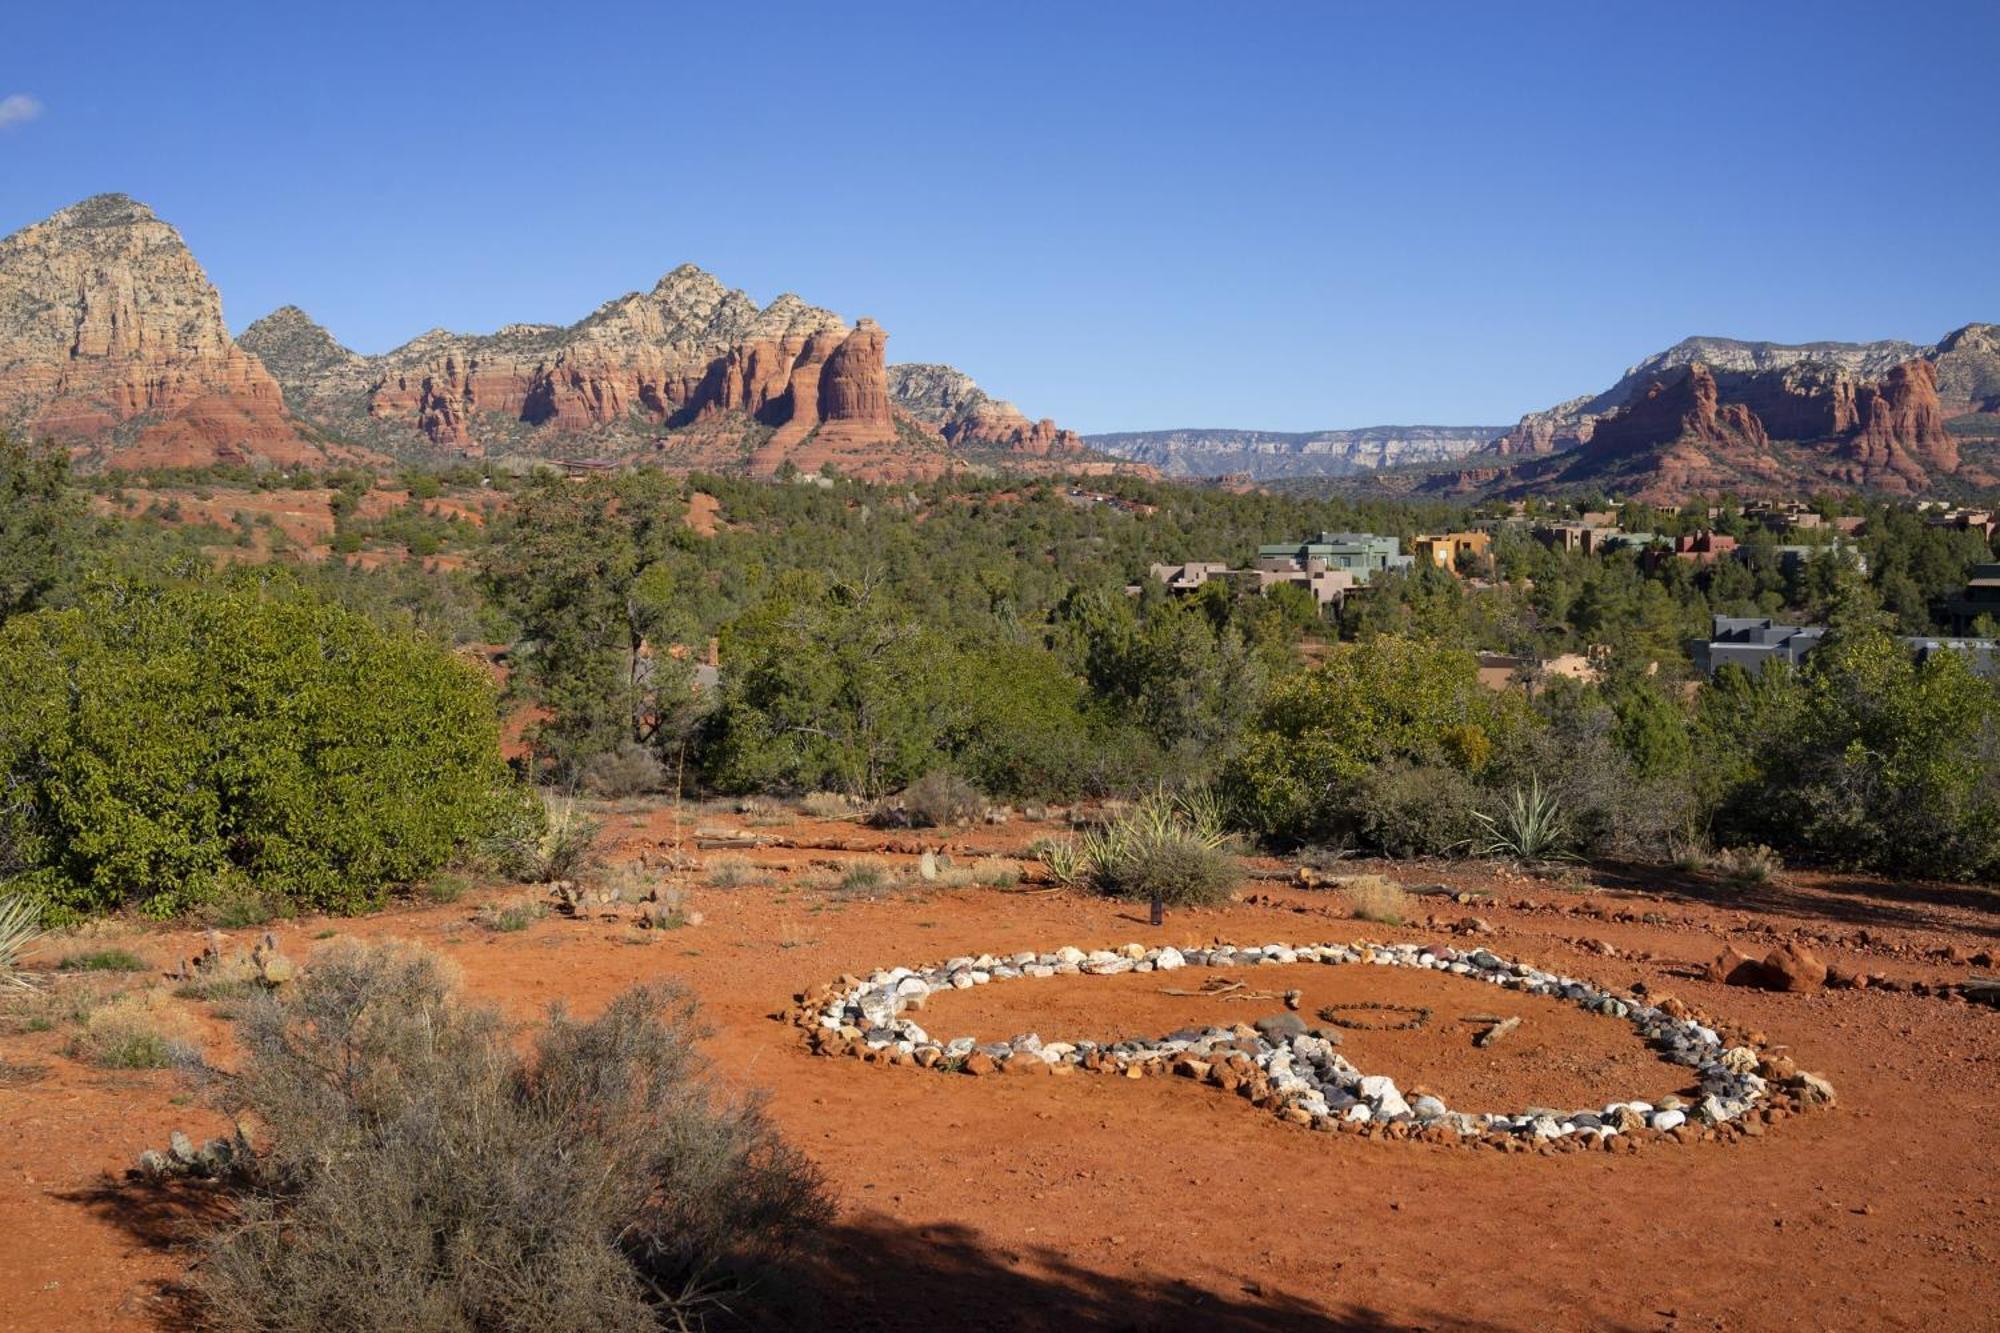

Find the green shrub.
xmin=197 ymin=941 xmax=829 ymax=1331
xmin=1349 ymin=763 xmax=1483 ymax=858
xmin=1223 ymin=637 xmax=1518 ymax=844
xmin=0 ymin=576 xmax=513 ymax=921
xmin=57 ymin=948 xmax=149 ymax=973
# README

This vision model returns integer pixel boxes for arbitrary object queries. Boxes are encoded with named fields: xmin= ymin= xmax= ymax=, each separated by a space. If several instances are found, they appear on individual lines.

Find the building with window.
xmin=1255 ymin=532 xmax=1412 ymax=585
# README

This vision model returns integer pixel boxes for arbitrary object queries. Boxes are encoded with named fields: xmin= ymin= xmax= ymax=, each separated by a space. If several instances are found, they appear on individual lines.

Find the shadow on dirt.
xmin=1576 ymin=861 xmax=2000 ymax=940
xmin=64 ymin=1178 xmax=1638 ymax=1332
xmin=790 ymin=1212 xmax=1546 ymax=1331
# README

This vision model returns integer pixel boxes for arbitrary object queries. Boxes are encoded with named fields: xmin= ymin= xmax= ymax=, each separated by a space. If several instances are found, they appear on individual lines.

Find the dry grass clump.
xmin=196 ymin=940 xmax=829 ymax=1332
xmin=703 ymin=854 xmax=769 ymax=890
xmin=798 ymin=792 xmax=862 ymax=821
xmin=873 ymin=771 xmax=984 ymax=829
xmin=577 ymin=743 xmax=666 ymax=798
xmin=1340 ymin=874 xmax=1412 ymax=927
xmin=1670 ymin=839 xmax=1784 ymax=885
xmin=419 ymin=872 xmax=471 ymax=905
xmin=69 ymin=989 xmax=200 ymax=1069
xmin=475 ymin=896 xmax=548 ymax=933
xmin=1714 ymin=843 xmax=1784 ymax=885
xmin=970 ymin=857 xmax=1022 ymax=888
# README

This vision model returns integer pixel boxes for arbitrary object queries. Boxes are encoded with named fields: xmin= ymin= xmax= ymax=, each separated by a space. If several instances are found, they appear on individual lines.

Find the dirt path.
xmin=2 ymin=819 xmax=1996 ymax=1331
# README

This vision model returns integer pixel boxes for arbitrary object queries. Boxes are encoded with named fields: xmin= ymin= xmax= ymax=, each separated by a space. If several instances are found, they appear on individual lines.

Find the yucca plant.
xmin=1081 ymin=787 xmax=1239 ymax=916
xmin=0 ymin=893 xmax=47 ymax=991
xmin=1031 ymin=837 xmax=1090 ymax=888
xmin=492 ymin=794 xmax=603 ymax=884
xmin=1471 ymin=777 xmax=1576 ymax=862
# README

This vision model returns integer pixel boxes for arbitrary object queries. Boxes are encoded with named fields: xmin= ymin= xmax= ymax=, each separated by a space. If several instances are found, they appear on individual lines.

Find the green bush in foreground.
xmin=200 ymin=941 xmax=829 ymax=1332
xmin=0 ymin=575 xmax=514 ymax=920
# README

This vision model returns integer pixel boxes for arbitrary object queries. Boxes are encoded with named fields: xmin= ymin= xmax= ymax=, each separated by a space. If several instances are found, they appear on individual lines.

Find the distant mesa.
xmin=1092 ymin=326 xmax=2000 ymax=502
xmin=0 ymin=193 xmax=1100 ymax=481
xmin=1087 ymin=425 xmax=1506 ymax=480
xmin=1439 ymin=328 xmax=1997 ymax=502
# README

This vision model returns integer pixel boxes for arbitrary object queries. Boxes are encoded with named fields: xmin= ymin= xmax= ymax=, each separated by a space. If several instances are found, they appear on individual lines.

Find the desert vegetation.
xmin=2 ymin=433 xmax=1999 ymax=938
xmin=191 ymin=940 xmax=829 ymax=1331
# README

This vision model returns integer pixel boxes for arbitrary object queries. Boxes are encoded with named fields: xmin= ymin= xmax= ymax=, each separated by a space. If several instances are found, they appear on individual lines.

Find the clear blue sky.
xmin=4 ymin=1 xmax=1997 ymax=433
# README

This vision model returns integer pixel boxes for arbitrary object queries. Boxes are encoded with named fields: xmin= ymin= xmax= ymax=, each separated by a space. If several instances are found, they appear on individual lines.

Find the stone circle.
xmin=798 ymin=939 xmax=1836 ymax=1146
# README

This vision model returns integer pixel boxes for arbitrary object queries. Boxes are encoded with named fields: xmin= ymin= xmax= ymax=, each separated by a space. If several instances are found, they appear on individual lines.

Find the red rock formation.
xmin=0 ymin=194 xmax=324 ymax=468
xmin=1852 ymin=358 xmax=1953 ymax=477
xmin=1583 ymin=364 xmax=1770 ymax=459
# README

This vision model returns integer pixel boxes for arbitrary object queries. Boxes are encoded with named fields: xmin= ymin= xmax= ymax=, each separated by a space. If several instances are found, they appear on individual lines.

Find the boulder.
xmin=1761 ymin=944 xmax=1828 ymax=993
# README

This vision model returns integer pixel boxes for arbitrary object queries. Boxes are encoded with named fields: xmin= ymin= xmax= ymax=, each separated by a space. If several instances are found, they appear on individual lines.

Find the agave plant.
xmin=1031 ymin=837 xmax=1090 ymax=888
xmin=1471 ymin=777 xmax=1576 ymax=862
xmin=0 ymin=893 xmax=45 ymax=991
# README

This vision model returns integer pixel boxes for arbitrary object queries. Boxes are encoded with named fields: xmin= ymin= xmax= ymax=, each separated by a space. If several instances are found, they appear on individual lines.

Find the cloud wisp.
xmin=0 ymin=94 xmax=44 ymax=130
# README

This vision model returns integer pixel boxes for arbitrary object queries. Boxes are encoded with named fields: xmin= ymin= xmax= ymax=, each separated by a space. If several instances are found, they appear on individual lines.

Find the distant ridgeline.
xmin=1090 ymin=327 xmax=2000 ymax=502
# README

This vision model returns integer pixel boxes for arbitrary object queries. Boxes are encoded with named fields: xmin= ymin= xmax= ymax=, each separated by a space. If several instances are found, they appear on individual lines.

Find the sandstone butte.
xmin=0 ymin=194 xmax=1096 ymax=481
xmin=1462 ymin=325 xmax=2000 ymax=502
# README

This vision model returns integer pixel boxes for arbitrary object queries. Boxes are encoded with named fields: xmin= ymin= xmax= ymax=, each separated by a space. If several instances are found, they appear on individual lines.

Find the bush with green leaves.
xmin=1222 ymin=636 xmax=1520 ymax=845
xmin=1349 ymin=762 xmax=1484 ymax=858
xmin=198 ymin=940 xmax=830 ymax=1332
xmin=1699 ymin=626 xmax=2000 ymax=879
xmin=0 ymin=576 xmax=514 ymax=920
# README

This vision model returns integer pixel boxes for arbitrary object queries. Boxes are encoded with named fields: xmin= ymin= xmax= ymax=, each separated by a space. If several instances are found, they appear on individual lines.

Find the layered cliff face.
xmin=1491 ymin=334 xmax=1924 ymax=456
xmin=1085 ymin=425 xmax=1503 ymax=478
xmin=1454 ymin=354 xmax=1970 ymax=502
xmin=1929 ymin=323 xmax=2000 ymax=413
xmin=886 ymin=362 xmax=1084 ymax=456
xmin=0 ymin=195 xmax=323 ymax=467
xmin=247 ymin=265 xmax=913 ymax=475
xmin=1448 ymin=325 xmax=2000 ymax=501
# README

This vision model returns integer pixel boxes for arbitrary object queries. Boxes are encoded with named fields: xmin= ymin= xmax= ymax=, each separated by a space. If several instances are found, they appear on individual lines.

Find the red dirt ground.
xmin=2 ymin=807 xmax=1996 ymax=1331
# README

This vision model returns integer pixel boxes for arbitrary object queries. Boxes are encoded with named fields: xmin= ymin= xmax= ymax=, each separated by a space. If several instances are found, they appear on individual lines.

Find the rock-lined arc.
xmin=797 ymin=940 xmax=1837 ymax=1146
